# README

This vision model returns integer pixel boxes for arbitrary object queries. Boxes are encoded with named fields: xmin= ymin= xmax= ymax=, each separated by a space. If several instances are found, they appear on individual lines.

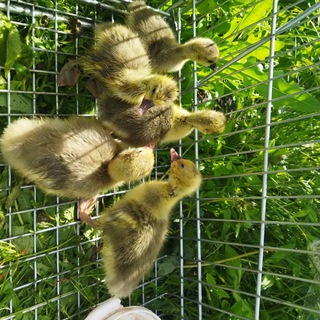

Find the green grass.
xmin=1 ymin=0 xmax=320 ymax=319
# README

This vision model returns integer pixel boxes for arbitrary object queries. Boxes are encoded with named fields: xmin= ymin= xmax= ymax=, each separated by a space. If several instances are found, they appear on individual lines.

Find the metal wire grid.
xmin=152 ymin=1 xmax=320 ymax=319
xmin=0 ymin=1 xmax=126 ymax=319
xmin=0 ymin=0 xmax=319 ymax=319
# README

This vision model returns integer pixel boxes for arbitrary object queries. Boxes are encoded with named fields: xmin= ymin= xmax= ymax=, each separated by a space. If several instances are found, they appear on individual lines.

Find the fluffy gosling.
xmin=95 ymin=148 xmax=202 ymax=298
xmin=0 ymin=117 xmax=154 ymax=221
xmin=126 ymin=0 xmax=219 ymax=72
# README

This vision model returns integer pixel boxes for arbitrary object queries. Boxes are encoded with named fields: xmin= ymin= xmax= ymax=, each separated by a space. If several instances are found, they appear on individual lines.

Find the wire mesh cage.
xmin=0 ymin=0 xmax=320 ymax=319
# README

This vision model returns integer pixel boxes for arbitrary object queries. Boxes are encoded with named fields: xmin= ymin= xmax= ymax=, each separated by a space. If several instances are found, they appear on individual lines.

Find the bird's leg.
xmin=78 ymin=197 xmax=98 ymax=228
xmin=86 ymin=77 xmax=105 ymax=98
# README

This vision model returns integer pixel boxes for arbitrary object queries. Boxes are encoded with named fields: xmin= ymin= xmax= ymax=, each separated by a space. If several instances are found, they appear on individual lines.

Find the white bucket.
xmin=84 ymin=297 xmax=161 ymax=320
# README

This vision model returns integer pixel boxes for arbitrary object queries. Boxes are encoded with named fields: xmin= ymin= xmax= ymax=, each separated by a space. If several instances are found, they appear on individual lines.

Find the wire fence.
xmin=0 ymin=0 xmax=320 ymax=319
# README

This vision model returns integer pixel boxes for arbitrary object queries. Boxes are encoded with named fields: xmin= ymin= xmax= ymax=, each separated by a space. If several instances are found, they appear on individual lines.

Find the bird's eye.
xmin=152 ymin=88 xmax=157 ymax=94
xmin=207 ymin=59 xmax=214 ymax=63
xmin=180 ymin=163 xmax=185 ymax=169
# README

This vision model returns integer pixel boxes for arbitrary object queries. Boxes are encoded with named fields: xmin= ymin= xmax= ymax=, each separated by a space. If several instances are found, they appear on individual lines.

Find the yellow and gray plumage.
xmin=98 ymin=92 xmax=227 ymax=147
xmin=0 ymin=117 xmax=155 ymax=219
xmin=78 ymin=23 xmax=178 ymax=104
xmin=126 ymin=0 xmax=220 ymax=72
xmin=98 ymin=92 xmax=174 ymax=147
xmin=96 ymin=148 xmax=202 ymax=298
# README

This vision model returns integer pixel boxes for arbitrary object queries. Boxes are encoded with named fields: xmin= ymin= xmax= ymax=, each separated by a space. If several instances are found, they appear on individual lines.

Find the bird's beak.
xmin=170 ymin=148 xmax=181 ymax=162
xmin=209 ymin=63 xmax=217 ymax=71
xmin=138 ymin=99 xmax=154 ymax=115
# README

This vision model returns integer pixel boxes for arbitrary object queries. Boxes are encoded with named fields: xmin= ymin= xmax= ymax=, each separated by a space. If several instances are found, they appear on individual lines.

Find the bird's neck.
xmin=169 ymin=44 xmax=190 ymax=62
xmin=121 ymin=68 xmax=150 ymax=85
xmin=166 ymin=178 xmax=193 ymax=201
xmin=150 ymin=182 xmax=182 ymax=216
xmin=178 ymin=40 xmax=200 ymax=61
xmin=161 ymin=107 xmax=193 ymax=143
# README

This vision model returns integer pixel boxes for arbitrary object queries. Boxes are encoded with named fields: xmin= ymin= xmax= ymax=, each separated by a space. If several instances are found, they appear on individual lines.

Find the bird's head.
xmin=169 ymin=148 xmax=202 ymax=194
xmin=108 ymin=147 xmax=154 ymax=183
xmin=144 ymin=75 xmax=178 ymax=106
xmin=189 ymin=38 xmax=219 ymax=70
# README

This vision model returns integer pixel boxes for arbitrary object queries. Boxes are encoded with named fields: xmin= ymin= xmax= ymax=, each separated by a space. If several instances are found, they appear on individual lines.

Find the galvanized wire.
xmin=1 ymin=0 xmax=320 ymax=319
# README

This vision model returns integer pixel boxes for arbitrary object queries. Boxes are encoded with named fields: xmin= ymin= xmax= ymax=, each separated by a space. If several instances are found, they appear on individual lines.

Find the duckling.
xmin=79 ymin=22 xmax=178 ymax=104
xmin=98 ymin=92 xmax=226 ymax=147
xmin=95 ymin=148 xmax=202 ymax=298
xmin=98 ymin=92 xmax=174 ymax=147
xmin=126 ymin=1 xmax=219 ymax=72
xmin=0 ymin=117 xmax=155 ymax=221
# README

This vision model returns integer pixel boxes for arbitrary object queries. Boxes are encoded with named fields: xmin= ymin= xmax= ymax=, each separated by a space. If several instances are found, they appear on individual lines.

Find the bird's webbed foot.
xmin=78 ymin=197 xmax=98 ymax=228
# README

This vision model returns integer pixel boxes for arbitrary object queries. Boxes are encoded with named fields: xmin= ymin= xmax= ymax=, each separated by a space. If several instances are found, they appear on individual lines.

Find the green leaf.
xmin=16 ymin=44 xmax=33 ymax=70
xmin=206 ymin=273 xmax=230 ymax=300
xmin=265 ymin=243 xmax=295 ymax=263
xmin=0 ymin=281 xmax=18 ymax=308
xmin=158 ymin=256 xmax=178 ymax=276
xmin=230 ymin=300 xmax=255 ymax=319
xmin=0 ymin=75 xmax=6 ymax=88
xmin=221 ymin=208 xmax=232 ymax=237
xmin=246 ymin=35 xmax=285 ymax=60
xmin=205 ymin=272 xmax=216 ymax=283
xmin=224 ymin=245 xmax=242 ymax=289
xmin=0 ymin=209 xmax=5 ymax=229
xmin=261 ymin=274 xmax=275 ymax=290
xmin=5 ymin=180 xmax=23 ymax=210
xmin=5 ymin=25 xmax=22 ymax=78
xmin=294 ymin=206 xmax=315 ymax=218
xmin=12 ymin=232 xmax=34 ymax=254
xmin=213 ymin=286 xmax=230 ymax=299
xmin=196 ymin=1 xmax=218 ymax=15
xmin=0 ymin=93 xmax=33 ymax=114
xmin=224 ymin=1 xmax=272 ymax=39
xmin=0 ymin=13 xmax=10 ymax=66
xmin=241 ymin=64 xmax=320 ymax=113
xmin=15 ymin=189 xmax=33 ymax=218
xmin=34 ymin=262 xmax=51 ymax=277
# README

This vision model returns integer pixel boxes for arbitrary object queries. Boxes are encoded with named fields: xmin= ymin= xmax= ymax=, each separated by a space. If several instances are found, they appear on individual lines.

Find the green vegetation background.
xmin=0 ymin=0 xmax=319 ymax=319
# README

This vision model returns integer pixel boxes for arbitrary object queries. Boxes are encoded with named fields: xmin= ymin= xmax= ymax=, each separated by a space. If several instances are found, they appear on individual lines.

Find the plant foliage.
xmin=0 ymin=0 xmax=319 ymax=319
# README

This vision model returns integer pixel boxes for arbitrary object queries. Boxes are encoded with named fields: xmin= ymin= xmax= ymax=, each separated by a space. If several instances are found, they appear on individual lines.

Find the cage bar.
xmin=0 ymin=0 xmax=319 ymax=319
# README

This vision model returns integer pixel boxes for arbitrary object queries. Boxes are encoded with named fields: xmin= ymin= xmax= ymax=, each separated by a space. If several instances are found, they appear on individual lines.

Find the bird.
xmin=126 ymin=0 xmax=220 ymax=72
xmin=98 ymin=91 xmax=174 ymax=148
xmin=98 ymin=92 xmax=227 ymax=147
xmin=161 ymin=106 xmax=227 ymax=143
xmin=58 ymin=22 xmax=179 ymax=103
xmin=0 ymin=117 xmax=155 ymax=221
xmin=93 ymin=148 xmax=202 ymax=298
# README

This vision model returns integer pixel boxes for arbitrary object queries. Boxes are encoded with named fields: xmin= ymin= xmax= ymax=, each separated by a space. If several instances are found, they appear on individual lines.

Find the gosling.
xmin=98 ymin=92 xmax=226 ymax=147
xmin=95 ymin=148 xmax=202 ymax=298
xmin=59 ymin=23 xmax=178 ymax=104
xmin=0 ymin=117 xmax=154 ymax=221
xmin=126 ymin=0 xmax=219 ymax=72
